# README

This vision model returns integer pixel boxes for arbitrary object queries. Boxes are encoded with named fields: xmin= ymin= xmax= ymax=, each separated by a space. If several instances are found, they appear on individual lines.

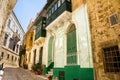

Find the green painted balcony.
xmin=46 ymin=0 xmax=72 ymax=26
xmin=35 ymin=30 xmax=46 ymax=40
xmin=35 ymin=17 xmax=46 ymax=41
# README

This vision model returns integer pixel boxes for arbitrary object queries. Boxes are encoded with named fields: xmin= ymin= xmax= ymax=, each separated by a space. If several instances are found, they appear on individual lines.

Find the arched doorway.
xmin=66 ymin=24 xmax=77 ymax=65
xmin=48 ymin=36 xmax=54 ymax=65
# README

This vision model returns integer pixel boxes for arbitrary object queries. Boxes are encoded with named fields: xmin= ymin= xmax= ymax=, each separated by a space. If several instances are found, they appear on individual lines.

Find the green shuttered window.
xmin=67 ymin=24 xmax=77 ymax=65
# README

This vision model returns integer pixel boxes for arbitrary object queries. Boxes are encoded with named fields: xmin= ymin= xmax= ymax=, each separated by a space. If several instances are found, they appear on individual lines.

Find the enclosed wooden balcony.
xmin=46 ymin=0 xmax=72 ymax=26
xmin=35 ymin=17 xmax=46 ymax=41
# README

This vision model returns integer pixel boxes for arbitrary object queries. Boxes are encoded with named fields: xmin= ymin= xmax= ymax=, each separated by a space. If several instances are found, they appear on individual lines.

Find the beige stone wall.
xmin=1 ymin=47 xmax=19 ymax=68
xmin=0 ymin=0 xmax=17 ymax=37
xmin=87 ymin=0 xmax=120 ymax=80
xmin=0 ymin=0 xmax=17 ymax=66
xmin=72 ymin=0 xmax=85 ymax=11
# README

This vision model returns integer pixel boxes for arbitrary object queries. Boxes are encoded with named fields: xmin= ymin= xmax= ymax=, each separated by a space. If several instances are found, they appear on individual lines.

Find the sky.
xmin=13 ymin=0 xmax=47 ymax=32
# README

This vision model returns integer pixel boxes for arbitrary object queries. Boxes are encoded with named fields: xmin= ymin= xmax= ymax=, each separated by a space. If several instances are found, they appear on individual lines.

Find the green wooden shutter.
xmin=67 ymin=28 xmax=77 ymax=64
xmin=72 ymin=30 xmax=77 ymax=64
xmin=72 ymin=30 xmax=77 ymax=52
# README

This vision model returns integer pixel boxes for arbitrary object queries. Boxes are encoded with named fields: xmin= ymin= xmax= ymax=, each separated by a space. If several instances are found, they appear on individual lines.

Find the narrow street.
xmin=0 ymin=0 xmax=120 ymax=80
xmin=2 ymin=68 xmax=47 ymax=80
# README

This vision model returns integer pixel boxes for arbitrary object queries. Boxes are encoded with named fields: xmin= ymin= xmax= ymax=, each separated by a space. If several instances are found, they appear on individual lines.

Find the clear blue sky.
xmin=13 ymin=0 xmax=46 ymax=32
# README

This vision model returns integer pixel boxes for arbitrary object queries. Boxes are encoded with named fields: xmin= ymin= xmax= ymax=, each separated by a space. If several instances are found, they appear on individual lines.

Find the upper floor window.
xmin=103 ymin=45 xmax=120 ymax=73
xmin=62 ymin=0 xmax=65 ymax=3
xmin=9 ymin=38 xmax=14 ymax=50
xmin=12 ymin=56 xmax=14 ymax=61
xmin=16 ymin=30 xmax=18 ymax=34
xmin=109 ymin=12 xmax=119 ymax=27
xmin=7 ymin=19 xmax=11 ymax=27
xmin=3 ymin=33 xmax=8 ymax=46
xmin=52 ymin=6 xmax=55 ymax=13
xmin=58 ymin=0 xmax=61 ymax=7
xmin=7 ymin=54 xmax=10 ymax=59
xmin=1 ymin=52 xmax=4 ymax=58
xmin=48 ymin=10 xmax=51 ymax=18
xmin=54 ymin=3 xmax=58 ymax=11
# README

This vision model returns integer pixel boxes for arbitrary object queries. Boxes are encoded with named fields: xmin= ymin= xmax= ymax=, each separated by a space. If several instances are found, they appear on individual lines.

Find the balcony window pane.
xmin=48 ymin=10 xmax=51 ymax=17
xmin=52 ymin=6 xmax=55 ymax=13
xmin=7 ymin=19 xmax=11 ymax=27
xmin=1 ymin=52 xmax=4 ymax=58
xmin=55 ymin=3 xmax=57 ymax=11
xmin=3 ymin=34 xmax=8 ymax=46
xmin=47 ymin=14 xmax=49 ymax=18
xmin=12 ymin=56 xmax=14 ymax=61
xmin=58 ymin=0 xmax=61 ymax=7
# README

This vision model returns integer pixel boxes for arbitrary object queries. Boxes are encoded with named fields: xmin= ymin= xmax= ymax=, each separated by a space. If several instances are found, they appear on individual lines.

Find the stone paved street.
xmin=2 ymin=68 xmax=47 ymax=80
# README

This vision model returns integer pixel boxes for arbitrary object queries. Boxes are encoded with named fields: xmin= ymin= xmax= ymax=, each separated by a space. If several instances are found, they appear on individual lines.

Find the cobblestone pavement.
xmin=2 ymin=67 xmax=47 ymax=80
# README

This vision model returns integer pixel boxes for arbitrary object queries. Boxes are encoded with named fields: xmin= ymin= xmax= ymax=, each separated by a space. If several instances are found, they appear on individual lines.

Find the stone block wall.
xmin=87 ymin=0 xmax=120 ymax=80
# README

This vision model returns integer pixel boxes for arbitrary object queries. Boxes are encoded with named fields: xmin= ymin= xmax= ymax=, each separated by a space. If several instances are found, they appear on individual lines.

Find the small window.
xmin=12 ymin=56 xmax=14 ymax=61
xmin=1 ymin=52 xmax=4 ymax=58
xmin=7 ymin=19 xmax=11 ymax=27
xmin=103 ymin=45 xmax=120 ymax=73
xmin=7 ymin=54 xmax=9 ymax=59
xmin=16 ymin=30 xmax=18 ymax=34
xmin=109 ymin=13 xmax=119 ymax=27
xmin=55 ymin=3 xmax=58 ymax=11
xmin=48 ymin=10 xmax=51 ymax=17
xmin=52 ymin=6 xmax=55 ymax=13
xmin=3 ymin=34 xmax=8 ymax=46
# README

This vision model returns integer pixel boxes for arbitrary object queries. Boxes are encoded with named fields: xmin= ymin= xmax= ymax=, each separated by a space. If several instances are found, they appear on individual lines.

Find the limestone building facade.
xmin=87 ymin=0 xmax=120 ymax=80
xmin=23 ymin=0 xmax=120 ymax=80
xmin=24 ymin=20 xmax=35 ymax=69
xmin=1 ymin=11 xmax=25 ymax=67
xmin=0 ymin=0 xmax=17 ymax=66
xmin=24 ymin=7 xmax=46 ymax=70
